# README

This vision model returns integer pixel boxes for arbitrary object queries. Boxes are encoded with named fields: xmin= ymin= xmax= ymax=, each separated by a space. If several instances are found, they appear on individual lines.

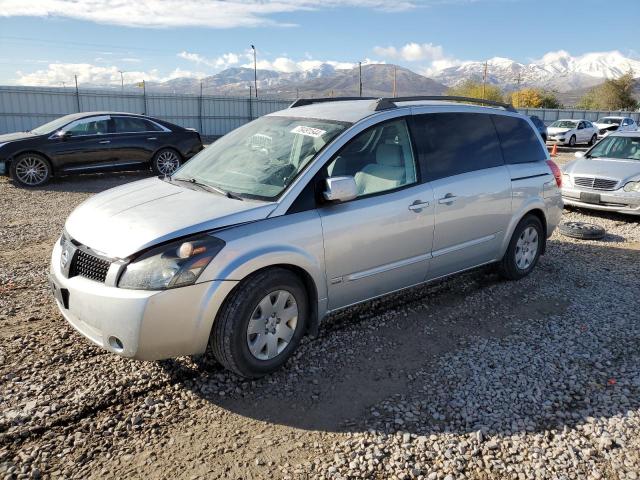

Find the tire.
xmin=589 ymin=134 xmax=597 ymax=146
xmin=10 ymin=153 xmax=52 ymax=187
xmin=209 ymin=268 xmax=308 ymax=378
xmin=558 ymin=221 xmax=605 ymax=240
xmin=498 ymin=215 xmax=544 ymax=281
xmin=568 ymin=135 xmax=576 ymax=147
xmin=151 ymin=148 xmax=182 ymax=176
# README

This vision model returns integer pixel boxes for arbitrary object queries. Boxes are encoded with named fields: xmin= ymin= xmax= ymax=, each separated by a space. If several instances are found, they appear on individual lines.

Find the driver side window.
xmin=325 ymin=118 xmax=417 ymax=198
xmin=65 ymin=117 xmax=111 ymax=136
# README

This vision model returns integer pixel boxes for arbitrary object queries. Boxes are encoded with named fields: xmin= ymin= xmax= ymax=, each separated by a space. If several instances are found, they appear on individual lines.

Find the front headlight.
xmin=118 ymin=234 xmax=225 ymax=290
xmin=623 ymin=181 xmax=640 ymax=193
xmin=562 ymin=173 xmax=571 ymax=186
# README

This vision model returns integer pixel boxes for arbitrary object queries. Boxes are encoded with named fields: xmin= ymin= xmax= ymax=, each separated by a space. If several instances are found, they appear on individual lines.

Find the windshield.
xmin=550 ymin=120 xmax=577 ymax=129
xmin=597 ymin=117 xmax=622 ymax=125
xmin=30 ymin=114 xmax=82 ymax=135
xmin=174 ymin=116 xmax=349 ymax=200
xmin=588 ymin=135 xmax=640 ymax=161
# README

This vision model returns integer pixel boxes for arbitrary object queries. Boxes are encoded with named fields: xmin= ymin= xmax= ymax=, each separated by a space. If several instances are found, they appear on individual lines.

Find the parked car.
xmin=561 ymin=132 xmax=640 ymax=215
xmin=593 ymin=116 xmax=637 ymax=139
xmin=547 ymin=119 xmax=598 ymax=147
xmin=0 ymin=112 xmax=203 ymax=187
xmin=49 ymin=97 xmax=562 ymax=378
xmin=529 ymin=115 xmax=548 ymax=142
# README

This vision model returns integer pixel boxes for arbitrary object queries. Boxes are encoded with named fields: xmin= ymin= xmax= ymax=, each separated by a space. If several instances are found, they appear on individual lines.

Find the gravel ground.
xmin=1 ymin=155 xmax=639 ymax=480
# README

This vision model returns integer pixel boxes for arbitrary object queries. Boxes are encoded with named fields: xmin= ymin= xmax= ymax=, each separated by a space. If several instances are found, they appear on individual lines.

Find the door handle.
xmin=98 ymin=140 xmax=110 ymax=144
xmin=438 ymin=194 xmax=457 ymax=205
xmin=408 ymin=200 xmax=429 ymax=212
xmin=147 ymin=137 xmax=157 ymax=140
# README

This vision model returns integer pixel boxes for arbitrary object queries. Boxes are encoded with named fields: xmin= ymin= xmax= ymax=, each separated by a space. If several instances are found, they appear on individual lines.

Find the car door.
xmin=318 ymin=118 xmax=435 ymax=310
xmin=46 ymin=115 xmax=116 ymax=171
xmin=409 ymin=111 xmax=512 ymax=280
xmin=109 ymin=116 xmax=167 ymax=166
xmin=576 ymin=121 xmax=587 ymax=142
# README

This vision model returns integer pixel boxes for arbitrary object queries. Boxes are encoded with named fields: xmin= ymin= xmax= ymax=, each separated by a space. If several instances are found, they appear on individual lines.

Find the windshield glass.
xmin=174 ymin=116 xmax=349 ymax=200
xmin=597 ymin=117 xmax=622 ymax=125
xmin=588 ymin=135 xmax=640 ymax=161
xmin=550 ymin=120 xmax=577 ymax=129
xmin=30 ymin=114 xmax=81 ymax=135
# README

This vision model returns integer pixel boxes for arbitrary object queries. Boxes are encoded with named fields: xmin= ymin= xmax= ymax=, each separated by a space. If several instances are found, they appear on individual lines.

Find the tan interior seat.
xmin=354 ymin=144 xmax=405 ymax=196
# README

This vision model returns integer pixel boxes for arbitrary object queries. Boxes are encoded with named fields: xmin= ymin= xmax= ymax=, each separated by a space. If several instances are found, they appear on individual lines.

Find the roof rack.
xmin=289 ymin=97 xmax=377 ymax=108
xmin=370 ymin=96 xmax=517 ymax=112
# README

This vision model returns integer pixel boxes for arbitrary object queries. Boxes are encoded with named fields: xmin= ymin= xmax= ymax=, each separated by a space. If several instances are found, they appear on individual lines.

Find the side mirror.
xmin=574 ymin=151 xmax=585 ymax=158
xmin=323 ymin=176 xmax=357 ymax=202
xmin=55 ymin=130 xmax=72 ymax=140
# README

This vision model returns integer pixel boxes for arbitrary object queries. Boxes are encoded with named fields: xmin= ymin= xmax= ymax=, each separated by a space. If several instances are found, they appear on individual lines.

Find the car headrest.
xmin=376 ymin=144 xmax=403 ymax=168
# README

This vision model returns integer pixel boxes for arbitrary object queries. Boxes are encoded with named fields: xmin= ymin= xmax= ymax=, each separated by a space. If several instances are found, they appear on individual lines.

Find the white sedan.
xmin=547 ymin=119 xmax=599 ymax=147
xmin=594 ymin=116 xmax=638 ymax=139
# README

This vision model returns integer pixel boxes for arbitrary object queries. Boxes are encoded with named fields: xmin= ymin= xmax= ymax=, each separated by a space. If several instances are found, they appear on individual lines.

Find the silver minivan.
xmin=49 ymin=97 xmax=563 ymax=377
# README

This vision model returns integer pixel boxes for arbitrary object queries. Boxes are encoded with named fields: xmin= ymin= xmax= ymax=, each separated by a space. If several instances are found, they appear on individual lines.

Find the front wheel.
xmin=209 ymin=268 xmax=308 ymax=378
xmin=151 ymin=148 xmax=182 ymax=176
xmin=568 ymin=135 xmax=576 ymax=147
xmin=498 ymin=215 xmax=544 ymax=281
xmin=10 ymin=153 xmax=52 ymax=187
xmin=589 ymin=134 xmax=597 ymax=146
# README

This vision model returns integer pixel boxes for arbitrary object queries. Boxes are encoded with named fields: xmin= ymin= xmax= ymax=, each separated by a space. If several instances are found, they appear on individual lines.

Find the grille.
xmin=70 ymin=249 xmax=111 ymax=282
xmin=573 ymin=177 xmax=619 ymax=191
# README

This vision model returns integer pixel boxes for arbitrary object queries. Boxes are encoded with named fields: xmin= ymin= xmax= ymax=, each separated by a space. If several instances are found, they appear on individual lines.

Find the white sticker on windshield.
xmin=291 ymin=125 xmax=326 ymax=138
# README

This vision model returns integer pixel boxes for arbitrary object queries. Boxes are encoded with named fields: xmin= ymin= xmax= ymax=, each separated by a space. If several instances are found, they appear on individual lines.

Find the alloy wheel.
xmin=155 ymin=150 xmax=180 ymax=175
xmin=246 ymin=290 xmax=298 ymax=361
xmin=15 ymin=156 xmax=49 ymax=186
xmin=515 ymin=226 xmax=539 ymax=270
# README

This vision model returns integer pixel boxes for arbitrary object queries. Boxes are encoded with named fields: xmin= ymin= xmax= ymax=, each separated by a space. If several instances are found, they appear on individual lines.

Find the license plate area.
xmin=580 ymin=192 xmax=601 ymax=204
xmin=49 ymin=276 xmax=69 ymax=309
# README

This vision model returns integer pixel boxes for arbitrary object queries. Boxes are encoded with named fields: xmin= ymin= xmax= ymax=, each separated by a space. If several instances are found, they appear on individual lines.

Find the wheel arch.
xmin=500 ymin=204 xmax=548 ymax=257
xmin=8 ymin=150 xmax=55 ymax=175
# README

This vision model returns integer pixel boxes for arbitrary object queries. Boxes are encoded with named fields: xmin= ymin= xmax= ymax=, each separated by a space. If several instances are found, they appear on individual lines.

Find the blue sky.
xmin=1 ymin=0 xmax=639 ymax=86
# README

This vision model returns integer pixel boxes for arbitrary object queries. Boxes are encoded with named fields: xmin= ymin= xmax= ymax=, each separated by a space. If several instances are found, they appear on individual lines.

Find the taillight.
xmin=546 ymin=159 xmax=562 ymax=188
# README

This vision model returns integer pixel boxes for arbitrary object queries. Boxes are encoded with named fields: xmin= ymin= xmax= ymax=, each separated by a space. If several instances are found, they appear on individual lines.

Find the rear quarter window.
xmin=409 ymin=112 xmax=503 ymax=181
xmin=492 ymin=115 xmax=547 ymax=164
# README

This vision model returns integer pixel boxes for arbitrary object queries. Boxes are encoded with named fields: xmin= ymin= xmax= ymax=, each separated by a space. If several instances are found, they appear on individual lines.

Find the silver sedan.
xmin=561 ymin=132 xmax=640 ymax=215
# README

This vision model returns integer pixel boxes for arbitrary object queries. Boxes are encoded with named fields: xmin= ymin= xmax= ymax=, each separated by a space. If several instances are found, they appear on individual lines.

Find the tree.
xmin=507 ymin=88 xmax=563 ymax=109
xmin=577 ymin=72 xmax=638 ymax=111
xmin=447 ymin=80 xmax=504 ymax=103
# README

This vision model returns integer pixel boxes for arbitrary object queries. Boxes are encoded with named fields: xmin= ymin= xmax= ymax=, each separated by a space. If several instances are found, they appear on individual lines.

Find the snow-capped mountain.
xmin=432 ymin=51 xmax=640 ymax=92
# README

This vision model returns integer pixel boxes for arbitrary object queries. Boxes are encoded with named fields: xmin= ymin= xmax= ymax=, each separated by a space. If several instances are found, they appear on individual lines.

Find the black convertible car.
xmin=0 ymin=112 xmax=203 ymax=187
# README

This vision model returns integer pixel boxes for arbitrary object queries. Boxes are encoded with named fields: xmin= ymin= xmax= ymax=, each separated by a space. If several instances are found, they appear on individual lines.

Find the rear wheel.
xmin=498 ymin=215 xmax=544 ymax=280
xmin=568 ymin=135 xmax=576 ymax=147
xmin=209 ymin=268 xmax=308 ymax=378
xmin=10 ymin=153 xmax=52 ymax=187
xmin=151 ymin=148 xmax=181 ymax=176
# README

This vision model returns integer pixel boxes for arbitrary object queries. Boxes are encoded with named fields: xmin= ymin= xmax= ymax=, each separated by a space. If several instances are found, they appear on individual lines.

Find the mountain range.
xmin=106 ymin=51 xmax=640 ymax=106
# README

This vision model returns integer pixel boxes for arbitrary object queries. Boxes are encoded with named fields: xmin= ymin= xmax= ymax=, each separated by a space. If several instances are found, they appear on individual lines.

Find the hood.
xmin=563 ymin=158 xmax=640 ymax=183
xmin=594 ymin=122 xmax=619 ymax=130
xmin=547 ymin=127 xmax=572 ymax=135
xmin=65 ymin=177 xmax=277 ymax=258
xmin=0 ymin=131 xmax=37 ymax=143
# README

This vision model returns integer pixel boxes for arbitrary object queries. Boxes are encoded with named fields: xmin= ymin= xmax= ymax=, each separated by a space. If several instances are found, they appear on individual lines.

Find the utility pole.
xmin=142 ymin=79 xmax=147 ymax=115
xmin=392 ymin=66 xmax=397 ymax=98
xmin=61 ymin=81 xmax=66 ymax=89
xmin=74 ymin=75 xmax=80 ymax=112
xmin=482 ymin=61 xmax=488 ymax=100
xmin=516 ymin=72 xmax=522 ymax=108
xmin=199 ymin=80 xmax=203 ymax=134
xmin=251 ymin=44 xmax=258 ymax=98
xmin=248 ymin=85 xmax=253 ymax=120
xmin=359 ymin=61 xmax=363 ymax=97
xmin=118 ymin=70 xmax=125 ymax=93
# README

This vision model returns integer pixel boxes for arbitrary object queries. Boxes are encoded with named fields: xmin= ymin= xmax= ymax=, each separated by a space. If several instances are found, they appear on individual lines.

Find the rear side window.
xmin=114 ymin=117 xmax=160 ymax=133
xmin=409 ymin=113 xmax=503 ymax=181
xmin=493 ymin=115 xmax=546 ymax=164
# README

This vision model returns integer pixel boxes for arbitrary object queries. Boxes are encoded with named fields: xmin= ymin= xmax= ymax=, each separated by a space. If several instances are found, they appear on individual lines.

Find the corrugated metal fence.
xmin=0 ymin=86 xmax=291 ymax=137
xmin=1 ymin=86 xmax=639 ymax=135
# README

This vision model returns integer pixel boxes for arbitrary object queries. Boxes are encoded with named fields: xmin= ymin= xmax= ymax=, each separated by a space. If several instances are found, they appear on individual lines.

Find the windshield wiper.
xmin=172 ymin=177 xmax=243 ymax=200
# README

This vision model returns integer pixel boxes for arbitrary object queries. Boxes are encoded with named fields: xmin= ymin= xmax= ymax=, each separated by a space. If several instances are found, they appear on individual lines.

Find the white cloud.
xmin=178 ymin=51 xmax=240 ymax=70
xmin=13 ymin=62 xmax=199 ymax=86
xmin=374 ymin=41 xmax=462 ymax=76
xmin=0 ymin=0 xmax=418 ymax=28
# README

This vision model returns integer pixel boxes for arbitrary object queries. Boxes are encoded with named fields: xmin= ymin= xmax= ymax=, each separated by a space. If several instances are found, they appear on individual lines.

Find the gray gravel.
xmin=0 ymin=168 xmax=639 ymax=480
